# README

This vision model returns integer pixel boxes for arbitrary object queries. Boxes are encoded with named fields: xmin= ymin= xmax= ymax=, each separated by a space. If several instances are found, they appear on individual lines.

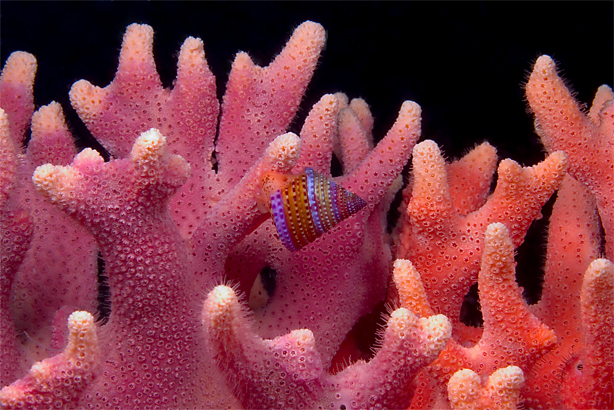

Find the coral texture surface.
xmin=1 ymin=21 xmax=612 ymax=410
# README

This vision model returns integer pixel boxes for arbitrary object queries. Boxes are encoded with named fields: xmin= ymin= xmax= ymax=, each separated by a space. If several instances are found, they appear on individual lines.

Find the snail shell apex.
xmin=269 ymin=167 xmax=367 ymax=251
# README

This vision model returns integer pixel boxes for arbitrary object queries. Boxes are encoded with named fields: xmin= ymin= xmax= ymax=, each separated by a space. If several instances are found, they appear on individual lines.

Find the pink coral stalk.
xmin=0 ymin=311 xmax=99 ymax=409
xmin=202 ymin=284 xmax=451 ymax=409
xmin=526 ymin=55 xmax=614 ymax=259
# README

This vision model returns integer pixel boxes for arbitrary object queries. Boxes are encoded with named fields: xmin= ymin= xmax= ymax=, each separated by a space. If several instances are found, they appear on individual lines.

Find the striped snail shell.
xmin=264 ymin=167 xmax=367 ymax=251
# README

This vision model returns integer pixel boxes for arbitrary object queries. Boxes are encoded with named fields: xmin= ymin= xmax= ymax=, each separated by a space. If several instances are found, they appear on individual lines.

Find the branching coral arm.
xmin=523 ymin=175 xmax=601 ymax=409
xmin=335 ymin=98 xmax=374 ymax=174
xmin=292 ymin=94 xmax=339 ymax=175
xmin=588 ymin=85 xmax=614 ymax=125
xmin=70 ymin=24 xmax=219 ymax=163
xmin=0 ymin=311 xmax=100 ymax=410
xmin=468 ymin=150 xmax=568 ymax=247
xmin=561 ymin=259 xmax=614 ymax=410
xmin=526 ymin=55 xmax=613 ymax=258
xmin=215 ymin=21 xmax=325 ymax=188
xmin=341 ymin=100 xmax=421 ymax=204
xmin=0 ymin=109 xmax=33 ymax=386
xmin=392 ymin=259 xmax=434 ymax=318
xmin=10 ymin=103 xmax=99 ymax=366
xmin=447 ymin=142 xmax=498 ymax=215
xmin=334 ymin=310 xmax=451 ymax=409
xmin=203 ymin=285 xmax=327 ymax=409
xmin=202 ymin=285 xmax=451 ymax=410
xmin=0 ymin=51 xmax=36 ymax=144
xmin=531 ymin=175 xmax=601 ymax=330
xmin=31 ymin=131 xmax=230 ymax=408
xmin=27 ymin=103 xmax=78 ymax=167
xmin=428 ymin=223 xmax=556 ymax=381
xmin=70 ymin=24 xmax=220 ymax=237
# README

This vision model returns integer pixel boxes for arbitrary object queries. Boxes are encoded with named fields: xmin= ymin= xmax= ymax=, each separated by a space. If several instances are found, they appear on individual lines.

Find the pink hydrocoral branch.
xmin=70 ymin=23 xmax=221 ymax=238
xmin=292 ymin=94 xmax=338 ymax=175
xmin=1 ymin=52 xmax=99 ymax=380
xmin=0 ymin=52 xmax=36 ymax=144
xmin=29 ymin=130 xmax=230 ymax=408
xmin=69 ymin=24 xmax=219 ymax=162
xmin=10 ymin=103 xmax=98 ymax=366
xmin=216 ymin=21 xmax=325 ymax=188
xmin=0 ymin=311 xmax=100 ymax=409
xmin=395 ymin=140 xmax=567 ymax=338
xmin=190 ymin=132 xmax=301 ymax=293
xmin=222 ymin=94 xmax=338 ymax=298
xmin=69 ymin=22 xmax=325 ymax=240
xmin=202 ymin=284 xmax=451 ymax=409
xmin=334 ymin=309 xmax=451 ymax=409
xmin=526 ymin=55 xmax=614 ymax=259
xmin=0 ymin=108 xmax=33 ymax=386
xmin=335 ymin=96 xmax=374 ymax=174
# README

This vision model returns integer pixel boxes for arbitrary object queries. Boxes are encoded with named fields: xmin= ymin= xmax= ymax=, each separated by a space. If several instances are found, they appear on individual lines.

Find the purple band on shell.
xmin=270 ymin=190 xmax=298 ymax=251
xmin=330 ymin=181 xmax=342 ymax=224
xmin=306 ymin=168 xmax=325 ymax=235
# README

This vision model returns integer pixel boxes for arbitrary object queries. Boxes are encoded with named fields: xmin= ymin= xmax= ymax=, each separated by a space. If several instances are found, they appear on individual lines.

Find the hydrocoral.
xmin=0 ymin=21 xmax=611 ymax=410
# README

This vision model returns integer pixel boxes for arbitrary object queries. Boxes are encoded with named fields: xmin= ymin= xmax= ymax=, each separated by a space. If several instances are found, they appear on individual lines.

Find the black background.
xmin=2 ymin=2 xmax=612 ymax=307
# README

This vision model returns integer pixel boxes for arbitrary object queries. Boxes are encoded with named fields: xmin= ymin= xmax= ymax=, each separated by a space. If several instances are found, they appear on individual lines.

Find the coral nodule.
xmin=1 ymin=21 xmax=612 ymax=410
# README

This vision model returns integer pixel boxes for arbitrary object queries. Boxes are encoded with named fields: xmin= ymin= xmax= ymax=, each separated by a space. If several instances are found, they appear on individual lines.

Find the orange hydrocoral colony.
xmin=523 ymin=175 xmax=601 ymax=409
xmin=526 ymin=55 xmax=614 ymax=259
xmin=394 ymin=139 xmax=567 ymax=339
xmin=411 ymin=223 xmax=555 ymax=384
xmin=567 ymin=258 xmax=613 ymax=410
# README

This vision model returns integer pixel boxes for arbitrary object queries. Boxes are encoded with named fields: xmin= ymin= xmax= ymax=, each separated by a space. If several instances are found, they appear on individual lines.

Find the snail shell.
xmin=265 ymin=167 xmax=367 ymax=251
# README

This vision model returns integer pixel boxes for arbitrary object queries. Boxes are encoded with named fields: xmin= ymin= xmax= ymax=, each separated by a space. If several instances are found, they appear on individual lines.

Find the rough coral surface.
xmin=447 ymin=366 xmax=525 ymax=410
xmin=526 ymin=55 xmax=614 ymax=259
xmin=202 ymin=284 xmax=451 ymax=409
xmin=393 ymin=139 xmax=567 ymax=340
xmin=0 ymin=311 xmax=99 ymax=409
xmin=1 ymin=21 xmax=612 ymax=410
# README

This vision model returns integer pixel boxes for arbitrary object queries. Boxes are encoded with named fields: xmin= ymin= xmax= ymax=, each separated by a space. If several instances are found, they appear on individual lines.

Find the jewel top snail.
xmin=258 ymin=167 xmax=367 ymax=251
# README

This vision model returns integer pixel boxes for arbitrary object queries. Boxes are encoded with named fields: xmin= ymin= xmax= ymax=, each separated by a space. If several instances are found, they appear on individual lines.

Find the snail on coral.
xmin=258 ymin=168 xmax=367 ymax=251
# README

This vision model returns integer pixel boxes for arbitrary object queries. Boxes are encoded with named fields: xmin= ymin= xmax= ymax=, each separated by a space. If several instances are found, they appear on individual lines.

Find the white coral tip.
xmin=73 ymin=148 xmax=104 ymax=167
xmin=68 ymin=311 xmax=95 ymax=329
xmin=266 ymin=132 xmax=300 ymax=172
xmin=421 ymin=314 xmax=452 ymax=348
xmin=131 ymin=128 xmax=166 ymax=162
